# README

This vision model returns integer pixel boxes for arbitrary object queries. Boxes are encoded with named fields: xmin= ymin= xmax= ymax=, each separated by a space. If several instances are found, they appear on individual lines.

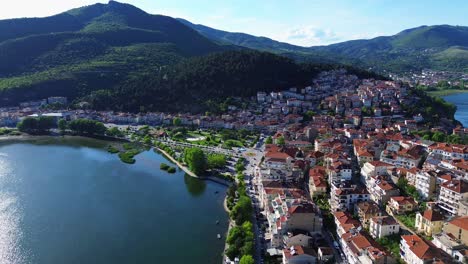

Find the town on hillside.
xmin=2 ymin=69 xmax=468 ymax=264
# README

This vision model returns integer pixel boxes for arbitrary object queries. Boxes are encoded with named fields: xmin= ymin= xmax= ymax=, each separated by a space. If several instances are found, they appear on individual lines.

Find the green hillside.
xmin=81 ymin=50 xmax=384 ymax=113
xmin=0 ymin=1 xmax=228 ymax=106
xmin=180 ymin=20 xmax=468 ymax=74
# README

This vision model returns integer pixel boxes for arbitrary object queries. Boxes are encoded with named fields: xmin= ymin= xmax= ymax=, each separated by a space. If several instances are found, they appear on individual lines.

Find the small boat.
xmin=216 ymin=220 xmax=220 ymax=225
xmin=217 ymin=234 xmax=221 ymax=239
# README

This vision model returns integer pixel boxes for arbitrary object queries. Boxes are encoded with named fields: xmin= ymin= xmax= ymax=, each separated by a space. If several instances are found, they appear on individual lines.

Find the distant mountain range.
xmin=0 ymin=1 xmax=465 ymax=111
xmin=179 ymin=19 xmax=468 ymax=73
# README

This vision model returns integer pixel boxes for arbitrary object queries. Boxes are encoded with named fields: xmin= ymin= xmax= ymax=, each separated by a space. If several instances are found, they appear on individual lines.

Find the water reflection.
xmin=0 ymin=192 xmax=27 ymax=264
xmin=183 ymin=174 xmax=206 ymax=196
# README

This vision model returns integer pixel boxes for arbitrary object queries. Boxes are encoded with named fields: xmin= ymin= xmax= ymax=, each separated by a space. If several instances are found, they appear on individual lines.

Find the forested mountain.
xmin=0 ymin=1 xmax=231 ymax=106
xmin=83 ymin=50 xmax=384 ymax=113
xmin=0 ymin=1 xmax=383 ymax=112
xmin=180 ymin=20 xmax=468 ymax=73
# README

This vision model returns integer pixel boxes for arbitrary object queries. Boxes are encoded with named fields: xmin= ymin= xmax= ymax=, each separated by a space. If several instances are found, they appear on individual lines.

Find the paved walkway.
xmin=156 ymin=147 xmax=198 ymax=178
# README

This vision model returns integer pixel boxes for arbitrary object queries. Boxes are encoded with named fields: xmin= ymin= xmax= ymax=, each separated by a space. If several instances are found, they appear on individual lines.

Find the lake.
xmin=444 ymin=92 xmax=468 ymax=127
xmin=0 ymin=137 xmax=228 ymax=264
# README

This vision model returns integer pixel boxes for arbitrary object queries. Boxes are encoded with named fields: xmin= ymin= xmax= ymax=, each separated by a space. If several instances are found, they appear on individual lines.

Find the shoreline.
xmin=156 ymin=147 xmax=199 ymax=178
xmin=222 ymin=192 xmax=234 ymax=264
xmin=428 ymin=89 xmax=468 ymax=97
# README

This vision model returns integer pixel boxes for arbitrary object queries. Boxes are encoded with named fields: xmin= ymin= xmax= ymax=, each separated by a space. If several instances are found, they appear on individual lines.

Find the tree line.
xmin=17 ymin=117 xmax=107 ymax=135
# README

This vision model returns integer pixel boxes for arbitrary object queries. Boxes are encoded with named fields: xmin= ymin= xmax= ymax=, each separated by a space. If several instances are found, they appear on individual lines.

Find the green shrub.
xmin=107 ymin=145 xmax=119 ymax=154
xmin=160 ymin=163 xmax=170 ymax=170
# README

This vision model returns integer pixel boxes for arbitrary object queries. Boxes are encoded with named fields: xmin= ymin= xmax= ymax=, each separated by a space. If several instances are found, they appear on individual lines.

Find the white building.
xmin=369 ymin=216 xmax=400 ymax=239
xmin=438 ymin=179 xmax=468 ymax=216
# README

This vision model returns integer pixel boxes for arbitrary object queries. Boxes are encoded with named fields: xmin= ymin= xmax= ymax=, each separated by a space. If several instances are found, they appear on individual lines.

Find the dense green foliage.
xmin=276 ymin=136 xmax=285 ymax=146
xmin=397 ymin=177 xmax=420 ymax=201
xmin=118 ymin=150 xmax=139 ymax=164
xmin=239 ymin=255 xmax=255 ymax=264
xmin=107 ymin=145 xmax=119 ymax=154
xmin=207 ymin=154 xmax=227 ymax=169
xmin=106 ymin=127 xmax=125 ymax=137
xmin=0 ymin=1 xmax=226 ymax=107
xmin=402 ymin=89 xmax=458 ymax=122
xmin=94 ymin=50 xmax=376 ymax=113
xmin=183 ymin=147 xmax=207 ymax=175
xmin=0 ymin=1 xmax=387 ymax=112
xmin=182 ymin=19 xmax=468 ymax=73
xmin=226 ymin=220 xmax=254 ymax=260
xmin=230 ymin=195 xmax=253 ymax=226
xmin=17 ymin=116 xmax=55 ymax=133
xmin=160 ymin=163 xmax=176 ymax=173
xmin=413 ymin=130 xmax=468 ymax=144
xmin=160 ymin=163 xmax=170 ymax=170
xmin=376 ymin=235 xmax=402 ymax=261
xmin=68 ymin=119 xmax=106 ymax=135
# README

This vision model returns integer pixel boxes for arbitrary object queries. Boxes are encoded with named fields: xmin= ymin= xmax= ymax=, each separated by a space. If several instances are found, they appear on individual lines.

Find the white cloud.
xmin=282 ymin=26 xmax=343 ymax=46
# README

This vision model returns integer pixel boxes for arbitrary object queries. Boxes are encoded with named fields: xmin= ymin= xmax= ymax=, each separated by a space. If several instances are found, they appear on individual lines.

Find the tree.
xmin=265 ymin=136 xmax=273 ymax=144
xmin=239 ymin=255 xmax=254 ymax=264
xmin=17 ymin=116 xmax=55 ymax=134
xmin=303 ymin=110 xmax=316 ymax=121
xmin=58 ymin=119 xmax=67 ymax=133
xmin=106 ymin=127 xmax=124 ymax=137
xmin=276 ymin=136 xmax=285 ymax=146
xmin=431 ymin=131 xmax=446 ymax=142
xmin=207 ymin=154 xmax=227 ymax=169
xmin=173 ymin=117 xmax=182 ymax=126
xmin=184 ymin=148 xmax=207 ymax=175
xmin=68 ymin=119 xmax=106 ymax=135
xmin=230 ymin=196 xmax=253 ymax=225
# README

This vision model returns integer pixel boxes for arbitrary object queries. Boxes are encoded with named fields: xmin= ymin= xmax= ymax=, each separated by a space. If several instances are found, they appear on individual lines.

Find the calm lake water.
xmin=0 ymin=137 xmax=228 ymax=264
xmin=444 ymin=93 xmax=468 ymax=127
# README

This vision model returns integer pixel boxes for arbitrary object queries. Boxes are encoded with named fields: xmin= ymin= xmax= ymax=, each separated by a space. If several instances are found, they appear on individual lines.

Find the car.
xmin=333 ymin=241 xmax=340 ymax=249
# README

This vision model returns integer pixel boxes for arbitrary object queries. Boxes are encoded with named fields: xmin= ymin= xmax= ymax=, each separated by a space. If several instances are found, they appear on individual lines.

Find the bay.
xmin=0 ymin=137 xmax=228 ymax=264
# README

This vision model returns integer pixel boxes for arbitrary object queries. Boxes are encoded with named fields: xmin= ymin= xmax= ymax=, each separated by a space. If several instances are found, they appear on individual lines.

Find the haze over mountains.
xmin=0 ymin=1 xmax=466 ymax=112
xmin=179 ymin=19 xmax=468 ymax=73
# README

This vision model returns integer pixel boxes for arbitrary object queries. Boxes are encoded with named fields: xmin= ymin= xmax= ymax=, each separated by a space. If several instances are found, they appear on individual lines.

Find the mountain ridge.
xmin=179 ymin=19 xmax=468 ymax=73
xmin=0 ymin=1 xmax=378 ymax=113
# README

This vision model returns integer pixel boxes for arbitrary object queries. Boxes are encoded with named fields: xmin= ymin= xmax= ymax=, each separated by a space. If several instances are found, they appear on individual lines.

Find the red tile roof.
xmin=441 ymin=180 xmax=468 ymax=193
xmin=421 ymin=210 xmax=444 ymax=222
xmin=448 ymin=216 xmax=468 ymax=231
xmin=401 ymin=235 xmax=443 ymax=260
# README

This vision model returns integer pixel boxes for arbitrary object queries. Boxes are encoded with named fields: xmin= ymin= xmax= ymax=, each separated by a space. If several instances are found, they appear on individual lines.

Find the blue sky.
xmin=1 ymin=0 xmax=467 ymax=46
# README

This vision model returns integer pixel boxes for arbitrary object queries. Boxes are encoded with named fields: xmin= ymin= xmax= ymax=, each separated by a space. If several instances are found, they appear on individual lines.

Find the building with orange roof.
xmin=386 ymin=196 xmax=417 ymax=215
xmin=415 ymin=209 xmax=445 ymax=236
xmin=330 ymin=181 xmax=370 ymax=212
xmin=282 ymin=245 xmax=317 ymax=264
xmin=354 ymin=201 xmax=382 ymax=228
xmin=333 ymin=211 xmax=362 ymax=237
xmin=341 ymin=232 xmax=393 ymax=264
xmin=428 ymin=143 xmax=468 ymax=161
xmin=444 ymin=216 xmax=468 ymax=246
xmin=400 ymin=235 xmax=449 ymax=264
xmin=367 ymin=178 xmax=400 ymax=207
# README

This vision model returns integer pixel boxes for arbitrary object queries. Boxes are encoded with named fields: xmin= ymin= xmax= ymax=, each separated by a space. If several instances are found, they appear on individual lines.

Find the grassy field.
xmin=428 ymin=89 xmax=468 ymax=97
